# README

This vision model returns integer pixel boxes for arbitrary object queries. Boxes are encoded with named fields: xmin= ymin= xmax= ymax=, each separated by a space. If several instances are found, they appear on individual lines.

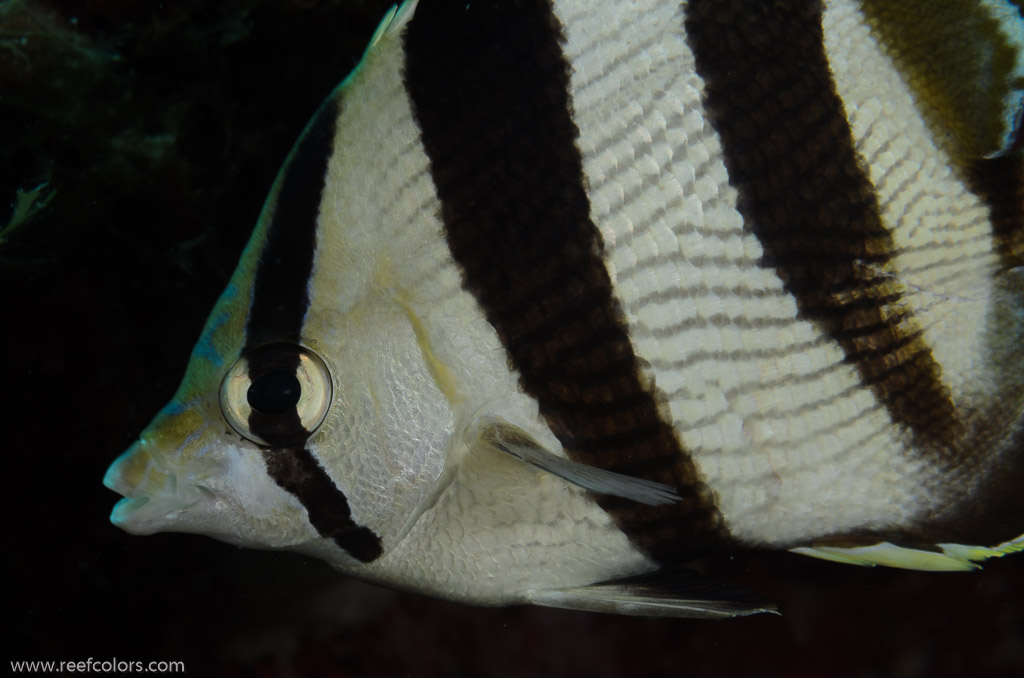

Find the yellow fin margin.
xmin=792 ymin=533 xmax=1024 ymax=571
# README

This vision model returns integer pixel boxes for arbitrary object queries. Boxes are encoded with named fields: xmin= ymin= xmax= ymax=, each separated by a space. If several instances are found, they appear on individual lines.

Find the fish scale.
xmin=104 ymin=0 xmax=1024 ymax=617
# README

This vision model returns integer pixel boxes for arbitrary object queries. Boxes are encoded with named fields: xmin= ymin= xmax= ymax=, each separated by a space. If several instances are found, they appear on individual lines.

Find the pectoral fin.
xmin=527 ymin=569 xmax=778 ymax=619
xmin=475 ymin=416 xmax=680 ymax=506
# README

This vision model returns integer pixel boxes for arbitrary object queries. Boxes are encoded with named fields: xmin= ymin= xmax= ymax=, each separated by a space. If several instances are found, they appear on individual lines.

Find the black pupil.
xmin=247 ymin=369 xmax=302 ymax=414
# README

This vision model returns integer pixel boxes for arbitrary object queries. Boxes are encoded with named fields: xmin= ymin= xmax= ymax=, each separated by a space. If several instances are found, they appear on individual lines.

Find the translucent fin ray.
xmin=528 ymin=569 xmax=777 ymax=619
xmin=369 ymin=0 xmax=419 ymax=49
xmin=475 ymin=416 xmax=680 ymax=506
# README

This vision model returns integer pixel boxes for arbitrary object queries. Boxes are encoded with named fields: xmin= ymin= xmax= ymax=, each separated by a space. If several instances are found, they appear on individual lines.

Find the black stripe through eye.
xmin=244 ymin=94 xmax=338 ymax=348
xmin=243 ymin=343 xmax=309 ymax=447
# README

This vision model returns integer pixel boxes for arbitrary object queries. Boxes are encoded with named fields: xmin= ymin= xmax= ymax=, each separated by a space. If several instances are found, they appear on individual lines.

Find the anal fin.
xmin=792 ymin=534 xmax=1024 ymax=572
xmin=939 ymin=532 xmax=1024 ymax=564
xmin=527 ymin=569 xmax=778 ymax=619
xmin=791 ymin=543 xmax=976 ymax=571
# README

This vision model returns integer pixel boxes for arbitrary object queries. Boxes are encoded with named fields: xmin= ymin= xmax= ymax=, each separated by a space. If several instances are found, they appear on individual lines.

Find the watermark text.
xmin=11 ymin=658 xmax=185 ymax=674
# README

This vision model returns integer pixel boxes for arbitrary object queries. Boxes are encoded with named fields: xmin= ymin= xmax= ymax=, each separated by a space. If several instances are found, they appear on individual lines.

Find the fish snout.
xmin=103 ymin=439 xmax=150 ymax=498
xmin=104 ymin=438 xmax=208 ymax=536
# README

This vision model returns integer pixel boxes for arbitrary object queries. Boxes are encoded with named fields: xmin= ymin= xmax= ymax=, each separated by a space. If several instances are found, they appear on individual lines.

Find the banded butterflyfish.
xmin=104 ymin=0 xmax=1024 ymax=618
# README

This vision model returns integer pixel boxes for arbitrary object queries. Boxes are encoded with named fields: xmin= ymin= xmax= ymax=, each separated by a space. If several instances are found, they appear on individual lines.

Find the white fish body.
xmin=104 ymin=0 xmax=1024 ymax=617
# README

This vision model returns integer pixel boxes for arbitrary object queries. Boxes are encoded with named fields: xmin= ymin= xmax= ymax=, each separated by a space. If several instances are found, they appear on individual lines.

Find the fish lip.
xmin=103 ymin=440 xmax=152 ymax=498
xmin=109 ymin=496 xmax=152 ymax=533
xmin=105 ymin=434 xmax=225 ymax=534
xmin=108 ymin=484 xmax=213 ymax=535
xmin=102 ymin=463 xmax=134 ymax=497
xmin=113 ymin=495 xmax=149 ymax=511
xmin=103 ymin=439 xmax=184 ymax=498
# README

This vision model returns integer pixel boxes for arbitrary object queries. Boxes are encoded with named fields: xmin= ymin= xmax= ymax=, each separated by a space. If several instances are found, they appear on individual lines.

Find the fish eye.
xmin=220 ymin=343 xmax=332 ymax=447
xmin=248 ymin=370 xmax=302 ymax=414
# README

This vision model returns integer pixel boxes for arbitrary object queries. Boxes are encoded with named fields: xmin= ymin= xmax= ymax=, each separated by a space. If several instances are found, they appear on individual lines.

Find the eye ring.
xmin=220 ymin=343 xmax=332 ymax=447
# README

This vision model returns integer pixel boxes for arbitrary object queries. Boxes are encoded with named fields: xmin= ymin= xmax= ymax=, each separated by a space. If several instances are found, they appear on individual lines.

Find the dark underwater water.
xmin=3 ymin=0 xmax=1022 ymax=675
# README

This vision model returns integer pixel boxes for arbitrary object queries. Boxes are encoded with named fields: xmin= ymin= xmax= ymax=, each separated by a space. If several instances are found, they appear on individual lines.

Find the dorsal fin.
xmin=368 ymin=0 xmax=419 ymax=50
xmin=860 ymin=0 xmax=1024 ymax=158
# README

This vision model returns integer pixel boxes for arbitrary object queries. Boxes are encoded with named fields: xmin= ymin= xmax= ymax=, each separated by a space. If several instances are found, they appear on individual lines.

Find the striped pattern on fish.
xmin=104 ymin=0 xmax=1024 ymax=617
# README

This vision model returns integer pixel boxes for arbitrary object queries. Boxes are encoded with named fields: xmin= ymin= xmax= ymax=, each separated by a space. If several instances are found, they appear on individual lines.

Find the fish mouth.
xmin=103 ymin=440 xmax=154 ymax=497
xmin=108 ymin=494 xmax=207 ymax=535
xmin=109 ymin=496 xmax=152 ymax=532
xmin=102 ymin=459 xmax=137 ymax=499
xmin=103 ymin=440 xmax=211 ymax=535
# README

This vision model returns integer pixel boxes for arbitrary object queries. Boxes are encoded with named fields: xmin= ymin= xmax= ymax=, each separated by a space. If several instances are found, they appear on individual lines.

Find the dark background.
xmin=3 ymin=0 xmax=1022 ymax=675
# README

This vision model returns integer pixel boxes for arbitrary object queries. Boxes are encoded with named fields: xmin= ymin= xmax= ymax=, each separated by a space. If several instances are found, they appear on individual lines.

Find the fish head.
xmin=103 ymin=261 xmax=458 ymax=564
xmin=103 ymin=404 xmax=301 ymax=549
xmin=103 ymin=1 xmax=468 ymax=574
xmin=102 ymin=280 xmax=316 ymax=551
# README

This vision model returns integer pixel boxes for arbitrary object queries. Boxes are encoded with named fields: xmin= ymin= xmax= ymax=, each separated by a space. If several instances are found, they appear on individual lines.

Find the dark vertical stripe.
xmin=262 ymin=448 xmax=383 ymax=563
xmin=242 ymin=96 xmax=383 ymax=561
xmin=404 ymin=0 xmax=725 ymax=563
xmin=685 ymin=0 xmax=962 ymax=454
xmin=245 ymin=97 xmax=337 ymax=348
